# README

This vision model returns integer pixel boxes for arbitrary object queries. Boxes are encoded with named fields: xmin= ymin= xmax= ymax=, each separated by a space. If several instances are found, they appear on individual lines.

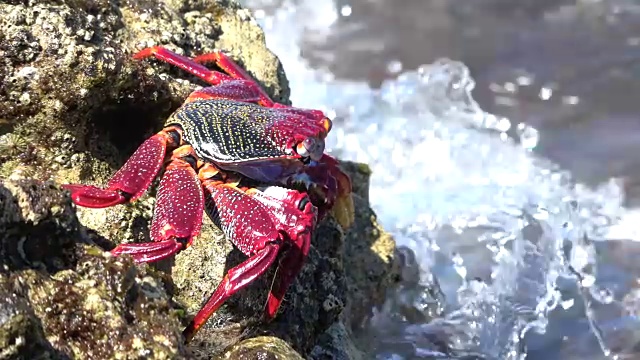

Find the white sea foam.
xmin=240 ymin=0 xmax=635 ymax=358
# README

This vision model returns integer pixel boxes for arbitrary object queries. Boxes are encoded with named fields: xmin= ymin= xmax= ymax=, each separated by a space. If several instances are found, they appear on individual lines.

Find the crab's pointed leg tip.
xmin=61 ymin=183 xmax=87 ymax=193
xmin=182 ymin=323 xmax=197 ymax=344
xmin=62 ymin=184 xmax=127 ymax=208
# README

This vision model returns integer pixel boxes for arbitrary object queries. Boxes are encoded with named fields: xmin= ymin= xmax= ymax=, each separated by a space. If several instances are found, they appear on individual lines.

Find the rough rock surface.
xmin=310 ymin=163 xmax=397 ymax=360
xmin=0 ymin=179 xmax=186 ymax=359
xmin=0 ymin=0 xmax=396 ymax=358
xmin=219 ymin=336 xmax=304 ymax=359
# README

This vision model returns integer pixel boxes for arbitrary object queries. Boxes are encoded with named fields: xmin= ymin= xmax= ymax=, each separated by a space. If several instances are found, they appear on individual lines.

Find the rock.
xmin=0 ymin=0 xmax=396 ymax=358
xmin=310 ymin=162 xmax=397 ymax=360
xmin=0 ymin=179 xmax=186 ymax=359
xmin=341 ymin=162 xmax=396 ymax=329
xmin=219 ymin=336 xmax=304 ymax=360
xmin=310 ymin=322 xmax=366 ymax=360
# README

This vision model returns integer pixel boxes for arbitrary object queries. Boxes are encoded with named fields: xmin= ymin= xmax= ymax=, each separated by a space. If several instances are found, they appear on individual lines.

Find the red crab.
xmin=62 ymin=46 xmax=354 ymax=342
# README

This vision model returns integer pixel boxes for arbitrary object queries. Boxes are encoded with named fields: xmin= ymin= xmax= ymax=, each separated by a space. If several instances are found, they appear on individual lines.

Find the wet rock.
xmin=0 ymin=179 xmax=186 ymax=359
xmin=341 ymin=167 xmax=396 ymax=330
xmin=219 ymin=336 xmax=304 ymax=360
xmin=0 ymin=178 xmax=82 ymax=273
xmin=310 ymin=162 xmax=398 ymax=360
xmin=310 ymin=322 xmax=366 ymax=360
xmin=0 ymin=280 xmax=58 ymax=359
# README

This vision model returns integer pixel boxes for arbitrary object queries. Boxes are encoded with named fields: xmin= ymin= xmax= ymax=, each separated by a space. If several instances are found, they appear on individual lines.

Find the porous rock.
xmin=0 ymin=178 xmax=186 ymax=359
xmin=310 ymin=162 xmax=397 ymax=360
xmin=219 ymin=336 xmax=304 ymax=360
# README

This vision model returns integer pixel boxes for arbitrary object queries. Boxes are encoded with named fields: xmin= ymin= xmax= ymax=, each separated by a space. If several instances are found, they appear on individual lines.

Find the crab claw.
xmin=289 ymin=154 xmax=354 ymax=229
xmin=63 ymin=132 xmax=171 ymax=208
xmin=183 ymin=182 xmax=316 ymax=342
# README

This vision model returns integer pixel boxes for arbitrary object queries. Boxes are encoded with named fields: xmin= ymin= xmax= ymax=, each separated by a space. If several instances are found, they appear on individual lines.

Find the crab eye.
xmin=296 ymin=140 xmax=311 ymax=157
xmin=296 ymin=137 xmax=325 ymax=161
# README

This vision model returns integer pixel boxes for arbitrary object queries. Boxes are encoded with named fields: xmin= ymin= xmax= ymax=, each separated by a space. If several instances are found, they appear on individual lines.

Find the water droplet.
xmin=516 ymin=75 xmax=533 ymax=86
xmin=504 ymin=82 xmax=517 ymax=93
xmin=387 ymin=60 xmax=403 ymax=74
xmin=539 ymin=87 xmax=553 ymax=100
xmin=560 ymin=298 xmax=574 ymax=309
xmin=340 ymin=5 xmax=352 ymax=16
xmin=581 ymin=274 xmax=596 ymax=287
xmin=517 ymin=123 xmax=539 ymax=150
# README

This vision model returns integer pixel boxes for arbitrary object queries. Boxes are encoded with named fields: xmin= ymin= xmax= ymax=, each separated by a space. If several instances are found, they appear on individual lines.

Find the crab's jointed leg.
xmin=110 ymin=145 xmax=205 ymax=263
xmin=182 ymin=181 xmax=315 ymax=342
xmin=134 ymin=46 xmax=329 ymax=121
xmin=63 ymin=129 xmax=179 ymax=208
xmin=134 ymin=46 xmax=277 ymax=107
xmin=265 ymin=230 xmax=310 ymax=319
xmin=182 ymin=238 xmax=281 ymax=342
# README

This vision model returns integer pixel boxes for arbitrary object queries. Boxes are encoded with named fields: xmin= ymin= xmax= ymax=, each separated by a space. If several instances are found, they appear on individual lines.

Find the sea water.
xmin=240 ymin=0 xmax=639 ymax=358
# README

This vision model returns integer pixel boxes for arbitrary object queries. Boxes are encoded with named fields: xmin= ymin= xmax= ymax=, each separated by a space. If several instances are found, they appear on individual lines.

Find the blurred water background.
xmin=239 ymin=0 xmax=640 ymax=359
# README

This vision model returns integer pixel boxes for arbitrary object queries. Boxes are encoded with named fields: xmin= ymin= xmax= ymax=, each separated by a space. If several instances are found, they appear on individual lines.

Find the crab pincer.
xmin=182 ymin=183 xmax=315 ymax=341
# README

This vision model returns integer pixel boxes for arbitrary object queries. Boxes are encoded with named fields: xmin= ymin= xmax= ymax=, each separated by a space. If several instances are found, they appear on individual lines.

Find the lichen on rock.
xmin=219 ymin=336 xmax=304 ymax=359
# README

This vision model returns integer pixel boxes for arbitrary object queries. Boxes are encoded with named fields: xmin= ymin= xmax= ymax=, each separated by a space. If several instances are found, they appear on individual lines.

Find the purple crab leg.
xmin=134 ymin=46 xmax=331 ymax=121
xmin=183 ymin=182 xmax=315 ymax=341
xmin=63 ymin=130 xmax=177 ymax=208
xmin=110 ymin=146 xmax=205 ymax=263
xmin=134 ymin=46 xmax=276 ymax=107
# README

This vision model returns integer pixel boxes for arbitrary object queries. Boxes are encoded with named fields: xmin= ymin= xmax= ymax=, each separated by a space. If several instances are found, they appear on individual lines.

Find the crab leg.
xmin=63 ymin=130 xmax=177 ymax=208
xmin=243 ymin=186 xmax=314 ymax=320
xmin=111 ymin=145 xmax=205 ymax=263
xmin=265 ymin=232 xmax=310 ymax=319
xmin=183 ymin=241 xmax=281 ymax=342
xmin=134 ymin=46 xmax=328 ymax=119
xmin=192 ymin=51 xmax=263 ymax=86
xmin=184 ymin=83 xmax=262 ymax=104
xmin=111 ymin=240 xmax=183 ymax=263
xmin=183 ymin=181 xmax=315 ymax=341
xmin=134 ymin=46 xmax=276 ymax=107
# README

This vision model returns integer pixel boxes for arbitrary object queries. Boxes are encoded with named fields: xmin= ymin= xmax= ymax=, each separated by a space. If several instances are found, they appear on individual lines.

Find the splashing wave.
xmin=241 ymin=0 xmax=631 ymax=358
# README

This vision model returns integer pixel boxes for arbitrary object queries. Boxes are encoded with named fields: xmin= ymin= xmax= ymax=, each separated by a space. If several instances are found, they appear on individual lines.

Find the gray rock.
xmin=0 ymin=179 xmax=186 ymax=359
